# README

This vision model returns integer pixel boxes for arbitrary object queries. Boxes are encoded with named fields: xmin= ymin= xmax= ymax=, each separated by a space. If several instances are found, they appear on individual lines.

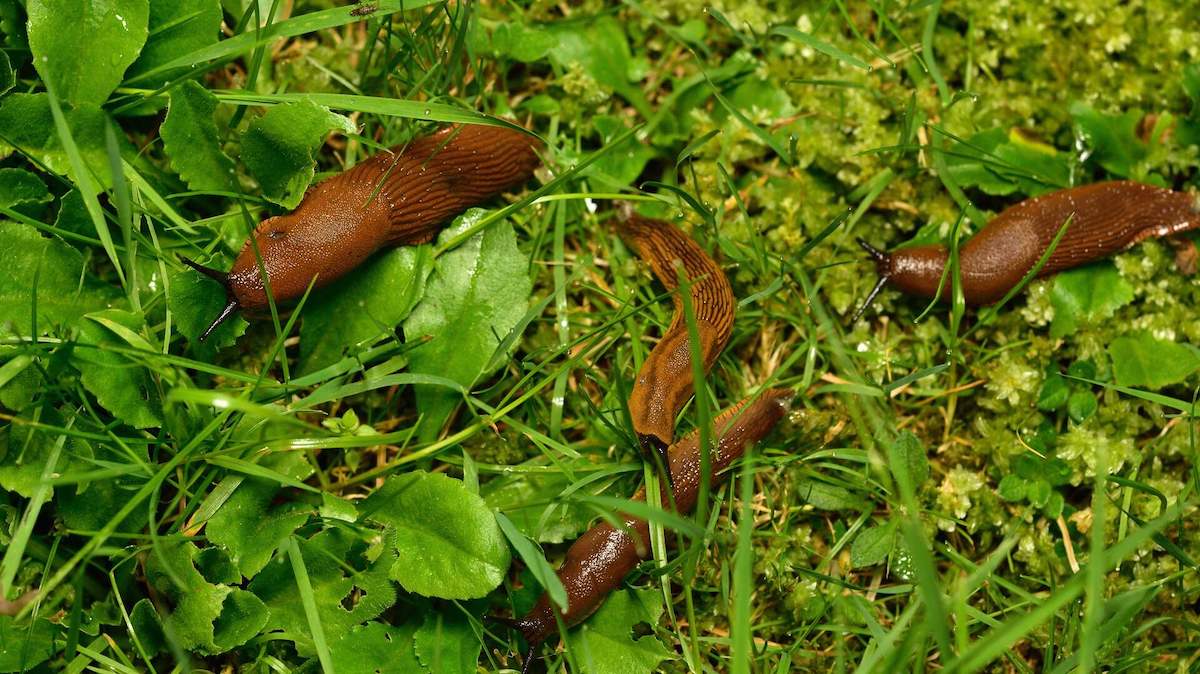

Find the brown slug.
xmin=183 ymin=123 xmax=543 ymax=340
xmin=856 ymin=180 xmax=1200 ymax=312
xmin=501 ymin=388 xmax=791 ymax=660
xmin=617 ymin=212 xmax=735 ymax=471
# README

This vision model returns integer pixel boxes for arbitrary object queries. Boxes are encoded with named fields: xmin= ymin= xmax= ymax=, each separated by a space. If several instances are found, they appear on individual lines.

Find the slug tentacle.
xmin=190 ymin=123 xmax=542 ymax=335
xmin=505 ymin=389 xmax=792 ymax=647
xmin=180 ymin=257 xmax=241 ymax=341
xmin=860 ymin=180 xmax=1200 ymax=309
xmin=617 ymin=211 xmax=736 ymax=473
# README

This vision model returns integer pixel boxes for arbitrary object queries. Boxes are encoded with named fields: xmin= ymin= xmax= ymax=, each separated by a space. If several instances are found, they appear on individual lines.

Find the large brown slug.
xmin=856 ymin=180 xmax=1200 ymax=311
xmin=503 ymin=389 xmax=791 ymax=658
xmin=184 ymin=123 xmax=542 ymax=340
xmin=617 ymin=212 xmax=735 ymax=471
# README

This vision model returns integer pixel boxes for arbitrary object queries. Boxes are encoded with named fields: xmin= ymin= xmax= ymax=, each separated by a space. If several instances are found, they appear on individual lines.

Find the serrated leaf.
xmin=850 ymin=521 xmax=896 ymax=569
xmin=1025 ymin=479 xmax=1052 ymax=508
xmin=1042 ymin=491 xmax=1065 ymax=519
xmin=0 ymin=93 xmax=118 ymax=188
xmin=0 ymin=616 xmax=57 ymax=672
xmin=161 ymin=80 xmax=236 ymax=192
xmin=144 ymin=540 xmax=269 ymax=655
xmin=299 ymin=245 xmax=433 ymax=375
xmin=249 ymin=528 xmax=396 ymax=656
xmin=127 ymin=0 xmax=222 ymax=87
xmin=404 ymin=209 xmax=531 ymax=440
xmin=1049 ymin=263 xmax=1133 ymax=338
xmin=1070 ymin=102 xmax=1144 ymax=178
xmin=206 ymin=452 xmax=314 ymax=577
xmin=360 ymin=470 xmax=509 ymax=599
xmin=27 ymin=0 xmax=149 ymax=107
xmin=565 ymin=588 xmax=671 ymax=674
xmin=241 ymin=100 xmax=354 ymax=208
xmin=72 ymin=309 xmax=163 ymax=428
xmin=168 ymin=265 xmax=248 ymax=350
xmin=0 ymin=221 xmax=119 ymax=335
xmin=329 ymin=622 xmax=422 ymax=674
xmin=0 ymin=168 xmax=51 ymax=210
xmin=413 ymin=610 xmax=480 ymax=674
xmin=1109 ymin=333 xmax=1200 ymax=389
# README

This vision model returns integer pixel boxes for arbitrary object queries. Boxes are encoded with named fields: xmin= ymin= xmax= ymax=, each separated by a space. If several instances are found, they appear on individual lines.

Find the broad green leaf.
xmin=360 ymin=471 xmax=509 ymax=599
xmin=0 ymin=168 xmax=51 ymax=210
xmin=547 ymin=16 xmax=649 ymax=116
xmin=414 ymin=610 xmax=480 ymax=674
xmin=565 ymin=588 xmax=672 ymax=674
xmin=72 ymin=309 xmax=163 ymax=428
xmin=850 ymin=521 xmax=896 ymax=568
xmin=0 ymin=221 xmax=119 ymax=335
xmin=483 ymin=469 xmax=594 ymax=544
xmin=0 ymin=93 xmax=118 ymax=188
xmin=206 ymin=452 xmax=314 ymax=577
xmin=1070 ymin=102 xmax=1144 ymax=178
xmin=144 ymin=540 xmax=268 ymax=655
xmin=329 ymin=622 xmax=422 ymax=674
xmin=161 ymin=80 xmax=236 ymax=192
xmin=404 ymin=209 xmax=532 ymax=440
xmin=27 ymin=0 xmax=149 ymax=106
xmin=127 ymin=0 xmax=222 ymax=86
xmin=168 ymin=265 xmax=248 ymax=350
xmin=0 ymin=616 xmax=57 ymax=672
xmin=491 ymin=22 xmax=558 ymax=63
xmin=1049 ymin=263 xmax=1133 ymax=338
xmin=944 ymin=128 xmax=1069 ymax=197
xmin=241 ymin=100 xmax=354 ymax=208
xmin=249 ymin=528 xmax=396 ymax=656
xmin=129 ymin=599 xmax=167 ymax=657
xmin=299 ymin=245 xmax=433 ymax=375
xmin=57 ymin=442 xmax=146 ymax=532
xmin=1109 ymin=333 xmax=1200 ymax=389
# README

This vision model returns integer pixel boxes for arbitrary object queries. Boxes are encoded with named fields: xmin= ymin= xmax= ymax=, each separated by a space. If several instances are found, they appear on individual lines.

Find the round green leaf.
xmin=361 ymin=471 xmax=509 ymax=599
xmin=27 ymin=0 xmax=149 ymax=106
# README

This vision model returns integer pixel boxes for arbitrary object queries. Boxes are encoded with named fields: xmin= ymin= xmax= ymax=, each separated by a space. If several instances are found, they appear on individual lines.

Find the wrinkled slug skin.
xmin=874 ymin=181 xmax=1200 ymax=305
xmin=228 ymin=124 xmax=542 ymax=312
xmin=512 ymin=389 xmax=792 ymax=646
xmin=617 ymin=214 xmax=736 ymax=453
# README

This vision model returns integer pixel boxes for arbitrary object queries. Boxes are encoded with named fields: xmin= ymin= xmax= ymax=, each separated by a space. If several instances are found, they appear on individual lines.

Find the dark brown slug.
xmin=856 ymin=180 xmax=1200 ymax=312
xmin=184 ymin=123 xmax=543 ymax=340
xmin=502 ymin=389 xmax=791 ymax=657
xmin=617 ymin=212 xmax=735 ymax=470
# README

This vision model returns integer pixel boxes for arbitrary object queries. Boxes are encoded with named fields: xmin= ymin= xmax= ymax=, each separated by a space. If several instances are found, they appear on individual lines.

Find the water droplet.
xmin=423 ymin=108 xmax=431 ymax=116
xmin=675 ymin=211 xmax=684 ymax=218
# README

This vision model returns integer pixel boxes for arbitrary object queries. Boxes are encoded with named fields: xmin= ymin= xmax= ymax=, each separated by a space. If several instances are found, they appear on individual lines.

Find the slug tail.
xmin=851 ymin=239 xmax=892 ymax=322
xmin=181 ymin=256 xmax=241 ymax=342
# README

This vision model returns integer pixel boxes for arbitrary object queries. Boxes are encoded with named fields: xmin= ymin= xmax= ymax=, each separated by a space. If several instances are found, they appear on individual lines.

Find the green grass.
xmin=1 ymin=1 xmax=1199 ymax=673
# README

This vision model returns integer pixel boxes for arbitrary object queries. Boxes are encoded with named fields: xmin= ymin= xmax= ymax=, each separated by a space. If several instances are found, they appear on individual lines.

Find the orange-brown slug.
xmin=856 ymin=180 xmax=1200 ymax=312
xmin=184 ymin=123 xmax=542 ymax=340
xmin=498 ymin=389 xmax=791 ymax=669
xmin=617 ymin=212 xmax=735 ymax=472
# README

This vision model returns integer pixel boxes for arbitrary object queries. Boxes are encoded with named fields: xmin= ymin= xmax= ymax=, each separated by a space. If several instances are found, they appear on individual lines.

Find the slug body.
xmin=617 ymin=213 xmax=735 ymax=467
xmin=862 ymin=181 xmax=1200 ymax=307
xmin=510 ymin=389 xmax=791 ymax=647
xmin=186 ymin=123 xmax=542 ymax=339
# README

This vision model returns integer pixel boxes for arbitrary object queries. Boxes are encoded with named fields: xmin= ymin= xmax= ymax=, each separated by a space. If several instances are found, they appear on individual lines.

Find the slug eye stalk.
xmin=851 ymin=238 xmax=891 ymax=323
xmin=180 ymin=256 xmax=240 ymax=342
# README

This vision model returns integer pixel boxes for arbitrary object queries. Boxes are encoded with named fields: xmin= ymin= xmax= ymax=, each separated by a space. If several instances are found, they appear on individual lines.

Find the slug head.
xmin=852 ymin=238 xmax=952 ymax=319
